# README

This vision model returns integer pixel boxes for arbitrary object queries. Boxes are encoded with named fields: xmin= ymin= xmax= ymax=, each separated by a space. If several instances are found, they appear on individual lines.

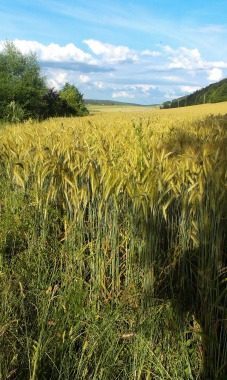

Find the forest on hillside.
xmin=162 ymin=78 xmax=227 ymax=108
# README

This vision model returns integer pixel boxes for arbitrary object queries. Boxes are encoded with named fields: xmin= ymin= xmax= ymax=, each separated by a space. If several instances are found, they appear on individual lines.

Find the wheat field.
xmin=0 ymin=102 xmax=227 ymax=379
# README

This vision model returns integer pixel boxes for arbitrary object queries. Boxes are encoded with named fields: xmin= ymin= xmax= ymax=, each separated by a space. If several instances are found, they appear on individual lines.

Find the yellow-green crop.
xmin=0 ymin=102 xmax=226 ymax=379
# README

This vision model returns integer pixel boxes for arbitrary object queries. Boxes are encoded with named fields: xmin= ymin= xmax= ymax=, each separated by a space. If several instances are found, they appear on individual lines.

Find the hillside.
xmin=162 ymin=78 xmax=227 ymax=109
xmin=85 ymin=99 xmax=160 ymax=107
xmin=85 ymin=99 xmax=143 ymax=106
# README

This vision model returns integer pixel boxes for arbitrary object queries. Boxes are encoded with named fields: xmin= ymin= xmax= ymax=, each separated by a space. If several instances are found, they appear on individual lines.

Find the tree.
xmin=0 ymin=42 xmax=47 ymax=121
xmin=0 ymin=42 xmax=89 ymax=121
xmin=42 ymin=88 xmax=65 ymax=118
xmin=59 ymin=83 xmax=89 ymax=116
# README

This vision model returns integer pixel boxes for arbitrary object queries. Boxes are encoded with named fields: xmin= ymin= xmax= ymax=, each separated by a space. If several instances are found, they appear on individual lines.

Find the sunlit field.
xmin=0 ymin=102 xmax=227 ymax=380
xmin=86 ymin=104 xmax=155 ymax=113
xmin=87 ymin=101 xmax=227 ymax=115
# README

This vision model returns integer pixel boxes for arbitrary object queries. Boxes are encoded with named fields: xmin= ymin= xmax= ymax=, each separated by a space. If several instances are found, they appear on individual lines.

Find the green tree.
xmin=0 ymin=42 xmax=48 ymax=121
xmin=0 ymin=42 xmax=89 ymax=121
xmin=42 ymin=88 xmax=65 ymax=118
xmin=59 ymin=83 xmax=89 ymax=116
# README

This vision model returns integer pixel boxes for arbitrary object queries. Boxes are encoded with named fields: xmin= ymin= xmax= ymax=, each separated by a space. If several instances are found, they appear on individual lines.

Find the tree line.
xmin=0 ymin=42 xmax=88 ymax=122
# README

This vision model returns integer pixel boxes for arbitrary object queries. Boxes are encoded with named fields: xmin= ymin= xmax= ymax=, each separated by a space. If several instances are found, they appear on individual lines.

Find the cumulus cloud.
xmin=11 ymin=39 xmax=95 ymax=64
xmin=84 ymin=39 xmax=138 ymax=63
xmin=207 ymin=68 xmax=223 ymax=82
xmin=211 ymin=61 xmax=227 ymax=69
xmin=0 ymin=39 xmax=115 ymax=75
xmin=46 ymin=70 xmax=70 ymax=89
xmin=79 ymin=74 xmax=90 ymax=83
xmin=126 ymin=84 xmax=157 ymax=95
xmin=164 ymin=46 xmax=203 ymax=70
xmin=94 ymin=81 xmax=105 ymax=89
xmin=112 ymin=91 xmax=135 ymax=99
xmin=180 ymin=85 xmax=201 ymax=93
xmin=164 ymin=45 xmax=227 ymax=74
xmin=110 ymin=84 xmax=157 ymax=99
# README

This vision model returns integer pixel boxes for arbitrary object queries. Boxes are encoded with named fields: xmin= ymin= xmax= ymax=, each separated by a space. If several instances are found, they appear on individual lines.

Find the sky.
xmin=0 ymin=0 xmax=227 ymax=104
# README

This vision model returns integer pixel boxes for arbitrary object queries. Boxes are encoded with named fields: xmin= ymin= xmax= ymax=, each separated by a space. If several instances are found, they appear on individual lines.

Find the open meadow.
xmin=0 ymin=102 xmax=227 ymax=379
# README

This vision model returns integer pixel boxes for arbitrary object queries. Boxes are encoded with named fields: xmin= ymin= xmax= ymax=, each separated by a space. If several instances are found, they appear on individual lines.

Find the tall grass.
xmin=0 ymin=106 xmax=226 ymax=379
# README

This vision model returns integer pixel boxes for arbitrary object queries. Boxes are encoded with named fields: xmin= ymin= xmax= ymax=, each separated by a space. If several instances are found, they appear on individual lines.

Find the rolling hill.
xmin=162 ymin=78 xmax=227 ymax=109
xmin=84 ymin=99 xmax=143 ymax=106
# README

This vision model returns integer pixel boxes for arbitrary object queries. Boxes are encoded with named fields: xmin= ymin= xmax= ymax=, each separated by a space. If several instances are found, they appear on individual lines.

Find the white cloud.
xmin=112 ymin=91 xmax=135 ymax=99
xmin=164 ymin=90 xmax=177 ymax=100
xmin=163 ymin=75 xmax=182 ymax=82
xmin=47 ymin=70 xmax=69 ymax=89
xmin=211 ymin=61 xmax=227 ymax=69
xmin=84 ymin=39 xmax=138 ymax=63
xmin=141 ymin=49 xmax=161 ymax=57
xmin=79 ymin=74 xmax=90 ymax=83
xmin=207 ymin=68 xmax=223 ymax=82
xmin=180 ymin=85 xmax=201 ymax=93
xmin=94 ymin=81 xmax=105 ymax=89
xmin=164 ymin=45 xmax=227 ymax=74
xmin=3 ymin=39 xmax=95 ymax=64
xmin=126 ymin=84 xmax=156 ymax=95
xmin=164 ymin=46 xmax=203 ymax=70
xmin=109 ymin=84 xmax=157 ymax=98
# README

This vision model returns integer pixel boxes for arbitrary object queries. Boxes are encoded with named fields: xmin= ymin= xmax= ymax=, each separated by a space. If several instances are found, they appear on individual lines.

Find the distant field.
xmin=87 ymin=103 xmax=157 ymax=113
xmin=87 ymin=100 xmax=227 ymax=116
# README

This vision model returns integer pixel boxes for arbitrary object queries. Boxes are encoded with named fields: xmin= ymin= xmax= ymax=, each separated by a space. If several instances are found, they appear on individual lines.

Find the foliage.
xmin=0 ymin=42 xmax=88 ymax=121
xmin=0 ymin=42 xmax=47 ymax=120
xmin=42 ymin=88 xmax=67 ymax=118
xmin=0 ymin=104 xmax=227 ymax=379
xmin=162 ymin=78 xmax=227 ymax=109
xmin=59 ymin=83 xmax=89 ymax=116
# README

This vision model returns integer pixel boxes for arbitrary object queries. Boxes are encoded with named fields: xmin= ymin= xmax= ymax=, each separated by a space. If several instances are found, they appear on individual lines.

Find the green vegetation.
xmin=0 ymin=42 xmax=47 ymax=121
xmin=60 ymin=83 xmax=89 ymax=116
xmin=162 ymin=78 xmax=227 ymax=109
xmin=0 ymin=107 xmax=227 ymax=379
xmin=0 ymin=42 xmax=88 ymax=121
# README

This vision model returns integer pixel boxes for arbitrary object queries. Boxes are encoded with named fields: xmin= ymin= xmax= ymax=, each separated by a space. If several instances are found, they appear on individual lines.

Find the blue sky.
xmin=0 ymin=0 xmax=227 ymax=103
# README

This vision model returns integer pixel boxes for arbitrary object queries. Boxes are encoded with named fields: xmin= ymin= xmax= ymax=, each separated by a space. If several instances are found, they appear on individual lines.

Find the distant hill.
xmin=162 ymin=78 xmax=227 ymax=109
xmin=85 ymin=99 xmax=159 ymax=107
xmin=85 ymin=99 xmax=144 ymax=106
